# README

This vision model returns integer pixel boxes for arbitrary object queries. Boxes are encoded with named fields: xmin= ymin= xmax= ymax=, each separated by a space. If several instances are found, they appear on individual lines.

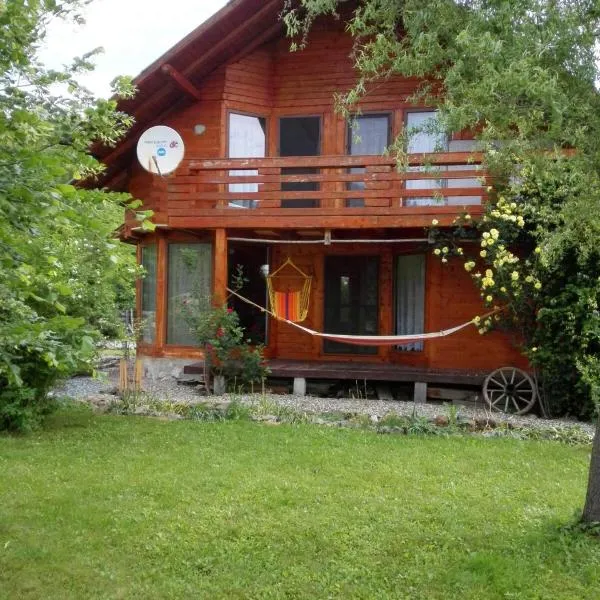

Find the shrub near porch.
xmin=0 ymin=409 xmax=598 ymax=599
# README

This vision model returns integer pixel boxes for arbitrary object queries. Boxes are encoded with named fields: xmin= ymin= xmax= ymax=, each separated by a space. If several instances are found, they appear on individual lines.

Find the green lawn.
xmin=0 ymin=408 xmax=598 ymax=600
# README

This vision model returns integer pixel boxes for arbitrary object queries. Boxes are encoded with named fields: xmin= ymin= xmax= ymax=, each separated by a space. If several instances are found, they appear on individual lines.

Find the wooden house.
xmin=100 ymin=0 xmax=528 ymax=399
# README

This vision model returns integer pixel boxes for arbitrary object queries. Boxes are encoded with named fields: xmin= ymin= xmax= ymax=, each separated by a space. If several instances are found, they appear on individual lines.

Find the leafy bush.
xmin=431 ymin=160 xmax=600 ymax=419
xmin=187 ymin=303 xmax=269 ymax=390
xmin=0 ymin=5 xmax=139 ymax=431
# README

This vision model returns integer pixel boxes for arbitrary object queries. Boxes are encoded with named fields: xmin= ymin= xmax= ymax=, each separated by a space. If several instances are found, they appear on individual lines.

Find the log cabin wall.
xmin=124 ymin=17 xmax=519 ymax=369
xmin=128 ymin=67 xmax=227 ymax=216
xmin=267 ymin=244 xmax=527 ymax=372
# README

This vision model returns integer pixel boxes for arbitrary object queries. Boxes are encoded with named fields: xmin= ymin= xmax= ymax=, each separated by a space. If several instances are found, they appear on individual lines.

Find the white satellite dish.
xmin=136 ymin=125 xmax=185 ymax=175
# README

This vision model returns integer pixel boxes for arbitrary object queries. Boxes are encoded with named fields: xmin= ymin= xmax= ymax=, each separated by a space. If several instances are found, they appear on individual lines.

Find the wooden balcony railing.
xmin=167 ymin=152 xmax=486 ymax=211
xmin=126 ymin=152 xmax=488 ymax=233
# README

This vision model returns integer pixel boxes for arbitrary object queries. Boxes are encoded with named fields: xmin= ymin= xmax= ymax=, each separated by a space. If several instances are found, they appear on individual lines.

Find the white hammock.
xmin=227 ymin=288 xmax=495 ymax=347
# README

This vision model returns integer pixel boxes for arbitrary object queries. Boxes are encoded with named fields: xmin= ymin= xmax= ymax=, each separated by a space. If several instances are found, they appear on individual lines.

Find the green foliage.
xmin=0 ymin=1 xmax=140 ymax=429
xmin=431 ymin=160 xmax=600 ymax=417
xmin=187 ymin=302 xmax=269 ymax=389
xmin=224 ymin=399 xmax=251 ymax=421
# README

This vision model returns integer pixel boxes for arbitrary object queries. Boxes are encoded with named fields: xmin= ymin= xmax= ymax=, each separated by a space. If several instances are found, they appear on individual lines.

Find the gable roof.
xmin=97 ymin=0 xmax=283 ymax=187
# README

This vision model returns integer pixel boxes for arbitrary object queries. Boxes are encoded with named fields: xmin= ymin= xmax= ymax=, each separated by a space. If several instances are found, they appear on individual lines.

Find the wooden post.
xmin=380 ymin=248 xmax=393 ymax=363
xmin=214 ymin=229 xmax=228 ymax=304
xmin=156 ymin=234 xmax=168 ymax=350
xmin=119 ymin=359 xmax=128 ymax=393
xmin=134 ymin=359 xmax=143 ymax=391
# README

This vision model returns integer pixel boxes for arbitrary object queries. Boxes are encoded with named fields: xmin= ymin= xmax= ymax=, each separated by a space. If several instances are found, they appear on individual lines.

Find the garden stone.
xmin=213 ymin=375 xmax=226 ymax=395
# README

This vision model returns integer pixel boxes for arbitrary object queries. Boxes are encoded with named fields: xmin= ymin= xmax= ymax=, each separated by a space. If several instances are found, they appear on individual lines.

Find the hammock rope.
xmin=227 ymin=287 xmax=500 ymax=347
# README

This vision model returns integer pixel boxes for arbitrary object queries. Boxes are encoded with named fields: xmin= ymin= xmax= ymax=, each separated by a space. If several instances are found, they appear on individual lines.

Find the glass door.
xmin=279 ymin=116 xmax=321 ymax=208
xmin=324 ymin=256 xmax=379 ymax=355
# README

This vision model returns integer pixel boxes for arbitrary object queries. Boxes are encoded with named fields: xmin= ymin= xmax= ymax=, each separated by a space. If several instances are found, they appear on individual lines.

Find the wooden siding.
xmin=125 ymin=24 xmax=477 ymax=229
xmin=266 ymin=244 xmax=527 ymax=373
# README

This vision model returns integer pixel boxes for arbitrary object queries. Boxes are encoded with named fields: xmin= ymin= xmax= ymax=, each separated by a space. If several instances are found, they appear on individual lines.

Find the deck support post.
xmin=214 ymin=229 xmax=227 ymax=304
xmin=156 ymin=234 xmax=167 ymax=349
xmin=293 ymin=377 xmax=307 ymax=396
xmin=414 ymin=382 xmax=427 ymax=404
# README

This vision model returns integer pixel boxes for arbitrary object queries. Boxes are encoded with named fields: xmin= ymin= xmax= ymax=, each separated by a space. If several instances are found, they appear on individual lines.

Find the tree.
xmin=283 ymin=0 xmax=600 ymax=522
xmin=0 ymin=0 xmax=139 ymax=430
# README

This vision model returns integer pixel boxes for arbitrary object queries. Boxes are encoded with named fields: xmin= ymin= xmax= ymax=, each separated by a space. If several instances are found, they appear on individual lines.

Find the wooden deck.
xmin=184 ymin=359 xmax=488 ymax=386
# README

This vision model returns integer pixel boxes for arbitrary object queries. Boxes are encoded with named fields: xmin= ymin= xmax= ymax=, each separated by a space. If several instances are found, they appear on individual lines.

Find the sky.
xmin=41 ymin=0 xmax=229 ymax=97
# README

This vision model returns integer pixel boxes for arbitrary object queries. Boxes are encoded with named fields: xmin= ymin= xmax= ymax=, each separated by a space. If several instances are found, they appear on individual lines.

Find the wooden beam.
xmin=188 ymin=152 xmax=484 ymax=170
xmin=177 ymin=0 xmax=280 ymax=79
xmin=170 ymin=210 xmax=482 ymax=230
xmin=213 ymin=229 xmax=228 ymax=304
xmin=161 ymin=64 xmax=203 ymax=101
xmin=156 ymin=234 xmax=168 ymax=349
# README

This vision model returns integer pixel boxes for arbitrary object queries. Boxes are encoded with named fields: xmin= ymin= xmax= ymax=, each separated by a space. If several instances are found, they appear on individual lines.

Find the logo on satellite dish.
xmin=136 ymin=126 xmax=185 ymax=176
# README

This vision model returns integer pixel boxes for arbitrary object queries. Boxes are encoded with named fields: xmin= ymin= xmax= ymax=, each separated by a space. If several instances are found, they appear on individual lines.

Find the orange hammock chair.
xmin=266 ymin=257 xmax=312 ymax=323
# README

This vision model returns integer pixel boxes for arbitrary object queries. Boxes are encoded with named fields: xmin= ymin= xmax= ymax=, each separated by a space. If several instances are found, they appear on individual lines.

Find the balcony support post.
xmin=214 ymin=228 xmax=228 ymax=305
xmin=156 ymin=233 xmax=168 ymax=350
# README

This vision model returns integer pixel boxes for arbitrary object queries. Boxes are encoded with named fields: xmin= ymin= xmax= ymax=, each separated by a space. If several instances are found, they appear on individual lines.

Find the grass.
xmin=0 ymin=405 xmax=598 ymax=600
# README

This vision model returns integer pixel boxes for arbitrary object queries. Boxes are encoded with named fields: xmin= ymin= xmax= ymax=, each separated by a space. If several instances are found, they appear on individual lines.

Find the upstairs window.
xmin=346 ymin=114 xmax=391 ymax=208
xmin=405 ymin=111 xmax=447 ymax=206
xmin=228 ymin=113 xmax=266 ymax=209
xmin=406 ymin=110 xmax=448 ymax=153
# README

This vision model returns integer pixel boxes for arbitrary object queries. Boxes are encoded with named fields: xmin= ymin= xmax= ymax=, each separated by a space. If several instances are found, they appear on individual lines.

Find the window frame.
xmin=345 ymin=112 xmax=393 ymax=208
xmin=138 ymin=243 xmax=158 ymax=345
xmin=165 ymin=242 xmax=213 ymax=347
xmin=226 ymin=110 xmax=269 ymax=209
xmin=403 ymin=109 xmax=449 ymax=154
xmin=345 ymin=112 xmax=393 ymax=156
xmin=226 ymin=109 xmax=269 ymax=160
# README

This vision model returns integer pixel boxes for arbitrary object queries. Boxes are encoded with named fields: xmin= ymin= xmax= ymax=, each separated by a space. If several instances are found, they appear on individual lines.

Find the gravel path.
xmin=55 ymin=373 xmax=596 ymax=436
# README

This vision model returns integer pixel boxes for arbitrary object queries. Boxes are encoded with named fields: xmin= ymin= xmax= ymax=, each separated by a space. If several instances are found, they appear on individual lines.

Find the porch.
xmin=184 ymin=359 xmax=489 ymax=402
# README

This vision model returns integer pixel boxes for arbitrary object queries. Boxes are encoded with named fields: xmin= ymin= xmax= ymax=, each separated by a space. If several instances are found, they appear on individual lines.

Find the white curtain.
xmin=228 ymin=113 xmax=266 ymax=208
xmin=395 ymin=254 xmax=426 ymax=352
xmin=405 ymin=111 xmax=447 ymax=207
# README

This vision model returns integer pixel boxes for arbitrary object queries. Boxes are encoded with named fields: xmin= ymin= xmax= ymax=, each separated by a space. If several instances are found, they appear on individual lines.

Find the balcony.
xmin=137 ymin=152 xmax=487 ymax=231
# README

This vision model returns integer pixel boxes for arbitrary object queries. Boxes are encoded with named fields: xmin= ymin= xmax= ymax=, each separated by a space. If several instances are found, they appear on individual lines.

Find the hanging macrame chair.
xmin=267 ymin=257 xmax=312 ymax=322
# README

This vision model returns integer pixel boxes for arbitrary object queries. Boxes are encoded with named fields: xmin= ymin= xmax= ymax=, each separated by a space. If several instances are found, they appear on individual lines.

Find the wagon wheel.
xmin=483 ymin=367 xmax=537 ymax=415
